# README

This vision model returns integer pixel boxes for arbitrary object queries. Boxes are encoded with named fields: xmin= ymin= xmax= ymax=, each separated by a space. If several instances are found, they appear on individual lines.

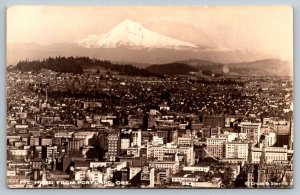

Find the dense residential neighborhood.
xmin=7 ymin=68 xmax=293 ymax=188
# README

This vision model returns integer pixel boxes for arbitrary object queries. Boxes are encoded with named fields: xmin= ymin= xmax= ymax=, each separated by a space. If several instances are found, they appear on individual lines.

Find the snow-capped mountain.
xmin=76 ymin=19 xmax=198 ymax=49
xmin=7 ymin=19 xmax=274 ymax=66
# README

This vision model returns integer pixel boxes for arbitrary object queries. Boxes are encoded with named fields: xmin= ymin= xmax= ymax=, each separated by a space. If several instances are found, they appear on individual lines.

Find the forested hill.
xmin=146 ymin=63 xmax=198 ymax=75
xmin=10 ymin=56 xmax=163 ymax=78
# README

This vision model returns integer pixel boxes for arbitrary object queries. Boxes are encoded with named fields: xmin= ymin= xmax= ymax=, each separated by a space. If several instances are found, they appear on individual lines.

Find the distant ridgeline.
xmin=9 ymin=56 xmax=292 ymax=77
xmin=145 ymin=63 xmax=198 ymax=76
xmin=10 ymin=57 xmax=221 ymax=77
xmin=9 ymin=56 xmax=164 ymax=78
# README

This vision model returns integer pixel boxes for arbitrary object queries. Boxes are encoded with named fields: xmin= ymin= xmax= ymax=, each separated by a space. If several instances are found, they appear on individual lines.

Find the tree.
xmin=234 ymin=172 xmax=247 ymax=188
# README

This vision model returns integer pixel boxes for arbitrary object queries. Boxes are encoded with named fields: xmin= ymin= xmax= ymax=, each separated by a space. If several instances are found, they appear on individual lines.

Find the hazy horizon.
xmin=7 ymin=6 xmax=293 ymax=61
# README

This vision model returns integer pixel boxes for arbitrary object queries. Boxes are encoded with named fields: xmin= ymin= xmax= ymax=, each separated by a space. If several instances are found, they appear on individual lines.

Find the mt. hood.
xmin=75 ymin=19 xmax=198 ymax=49
xmin=8 ymin=19 xmax=275 ymax=65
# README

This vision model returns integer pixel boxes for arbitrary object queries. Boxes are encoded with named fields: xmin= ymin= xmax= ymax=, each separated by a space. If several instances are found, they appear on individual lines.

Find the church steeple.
xmin=259 ymin=139 xmax=266 ymax=169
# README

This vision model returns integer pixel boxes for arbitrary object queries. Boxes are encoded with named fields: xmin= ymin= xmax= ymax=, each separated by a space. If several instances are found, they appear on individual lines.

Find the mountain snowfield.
xmin=76 ymin=19 xmax=198 ymax=49
xmin=7 ymin=19 xmax=281 ymax=66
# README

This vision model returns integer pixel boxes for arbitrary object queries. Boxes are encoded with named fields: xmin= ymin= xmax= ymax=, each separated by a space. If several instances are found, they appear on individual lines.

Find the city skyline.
xmin=6 ymin=6 xmax=293 ymax=189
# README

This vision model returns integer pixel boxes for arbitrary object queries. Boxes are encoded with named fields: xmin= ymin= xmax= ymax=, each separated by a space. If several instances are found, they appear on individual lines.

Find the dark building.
xmin=203 ymin=115 xmax=225 ymax=127
xmin=66 ymin=139 xmax=84 ymax=152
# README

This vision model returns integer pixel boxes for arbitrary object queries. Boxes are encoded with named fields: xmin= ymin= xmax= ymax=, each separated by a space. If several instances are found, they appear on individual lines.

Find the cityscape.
xmin=6 ymin=6 xmax=293 ymax=189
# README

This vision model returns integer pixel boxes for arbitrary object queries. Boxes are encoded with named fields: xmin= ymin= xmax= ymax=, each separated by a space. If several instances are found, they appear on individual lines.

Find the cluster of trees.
xmin=15 ymin=57 xmax=84 ymax=74
xmin=12 ymin=56 xmax=164 ymax=78
xmin=146 ymin=62 xmax=198 ymax=75
xmin=106 ymin=64 xmax=163 ymax=78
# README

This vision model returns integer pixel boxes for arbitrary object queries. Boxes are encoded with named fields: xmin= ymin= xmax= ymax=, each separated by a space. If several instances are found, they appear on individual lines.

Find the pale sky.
xmin=7 ymin=6 xmax=293 ymax=60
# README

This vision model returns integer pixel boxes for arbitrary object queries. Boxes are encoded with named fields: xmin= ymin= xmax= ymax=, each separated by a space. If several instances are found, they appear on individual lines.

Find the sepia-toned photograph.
xmin=6 ymin=6 xmax=293 ymax=189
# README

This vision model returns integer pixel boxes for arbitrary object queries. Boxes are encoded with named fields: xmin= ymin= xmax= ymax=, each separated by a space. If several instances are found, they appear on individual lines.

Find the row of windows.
xmin=253 ymin=154 xmax=286 ymax=160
